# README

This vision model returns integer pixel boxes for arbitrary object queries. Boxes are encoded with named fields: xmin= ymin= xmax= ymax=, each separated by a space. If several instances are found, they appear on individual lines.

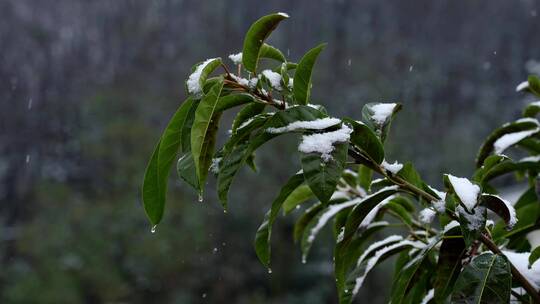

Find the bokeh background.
xmin=2 ymin=1 xmax=540 ymax=303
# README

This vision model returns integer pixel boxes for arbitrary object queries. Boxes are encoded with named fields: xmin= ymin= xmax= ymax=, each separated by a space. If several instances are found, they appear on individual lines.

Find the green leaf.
xmin=451 ymin=253 xmax=511 ymax=304
xmin=390 ymin=234 xmax=443 ymax=304
xmin=523 ymin=101 xmax=540 ymax=118
xmin=301 ymin=199 xmax=357 ymax=262
xmin=242 ymin=13 xmax=289 ymax=72
xmin=492 ymin=202 xmax=540 ymax=243
xmin=293 ymin=43 xmax=326 ymax=105
xmin=142 ymin=98 xmax=195 ymax=225
xmin=247 ymin=105 xmax=327 ymax=153
xmin=357 ymin=165 xmax=372 ymax=192
xmin=215 ymin=93 xmax=256 ymax=112
xmin=225 ymin=113 xmax=272 ymax=152
xmin=231 ymin=103 xmax=266 ymax=132
xmin=301 ymin=141 xmax=348 ymax=204
xmin=362 ymin=102 xmax=402 ymax=142
xmin=480 ymin=194 xmax=517 ymax=230
xmin=282 ymin=184 xmax=314 ymax=214
xmin=530 ymin=246 xmax=540 ymax=267
xmin=177 ymin=153 xmax=199 ymax=190
xmin=476 ymin=118 xmax=539 ymax=167
xmin=343 ymin=186 xmax=399 ymax=239
xmin=186 ymin=58 xmax=222 ymax=96
xmin=342 ymin=236 xmax=415 ymax=303
xmin=217 ymin=142 xmax=249 ymax=209
xmin=254 ymin=173 xmax=305 ymax=267
xmin=294 ymin=202 xmax=324 ymax=243
xmin=528 ymin=75 xmax=540 ymax=97
xmin=343 ymin=118 xmax=385 ymax=164
xmin=384 ymin=201 xmax=413 ymax=226
xmin=434 ymin=226 xmax=466 ymax=303
xmin=191 ymin=80 xmax=224 ymax=193
xmin=259 ymin=43 xmax=286 ymax=63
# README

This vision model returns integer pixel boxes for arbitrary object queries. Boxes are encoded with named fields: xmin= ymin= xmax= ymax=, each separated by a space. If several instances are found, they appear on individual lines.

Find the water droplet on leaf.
xmin=268 ymin=268 xmax=272 ymax=274
xmin=151 ymin=225 xmax=157 ymax=234
xmin=198 ymin=193 xmax=204 ymax=203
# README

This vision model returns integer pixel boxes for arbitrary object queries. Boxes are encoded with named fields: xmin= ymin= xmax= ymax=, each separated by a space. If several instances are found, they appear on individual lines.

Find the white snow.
xmin=527 ymin=230 xmax=540 ymax=248
xmin=266 ymin=117 xmax=341 ymax=134
xmin=456 ymin=206 xmax=486 ymax=230
xmin=359 ymin=195 xmax=395 ymax=228
xmin=494 ymin=129 xmax=540 ymax=154
xmin=228 ymin=52 xmax=242 ymax=65
xmin=428 ymin=185 xmax=447 ymax=202
xmin=419 ymin=208 xmax=437 ymax=224
xmin=366 ymin=221 xmax=390 ymax=230
xmin=306 ymin=200 xmax=358 ymax=244
xmin=447 ymin=175 xmax=480 ymax=211
xmin=515 ymin=117 xmax=540 ymax=124
xmin=288 ymin=78 xmax=294 ymax=88
xmin=503 ymin=250 xmax=540 ymax=290
xmin=248 ymin=77 xmax=258 ymax=89
xmin=352 ymin=238 xmax=424 ymax=295
xmin=520 ymin=155 xmax=540 ymax=163
xmin=356 ymin=235 xmax=404 ymax=266
xmin=516 ymin=81 xmax=530 ymax=92
xmin=369 ymin=103 xmax=397 ymax=125
xmin=298 ymin=124 xmax=353 ymax=161
xmin=433 ymin=200 xmax=446 ymax=213
xmin=277 ymin=12 xmax=289 ymax=18
xmin=230 ymin=74 xmax=250 ymax=87
xmin=261 ymin=69 xmax=282 ymax=90
xmin=484 ymin=194 xmax=517 ymax=229
xmin=443 ymin=220 xmax=460 ymax=232
xmin=381 ymin=160 xmax=403 ymax=174
xmin=209 ymin=157 xmax=222 ymax=174
xmin=186 ymin=58 xmax=218 ymax=95
xmin=420 ymin=289 xmax=434 ymax=304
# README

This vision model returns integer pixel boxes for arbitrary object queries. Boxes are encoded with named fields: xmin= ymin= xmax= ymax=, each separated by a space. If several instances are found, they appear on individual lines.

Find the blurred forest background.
xmin=1 ymin=0 xmax=540 ymax=303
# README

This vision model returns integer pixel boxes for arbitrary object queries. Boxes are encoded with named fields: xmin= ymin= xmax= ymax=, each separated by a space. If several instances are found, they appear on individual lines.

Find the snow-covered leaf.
xmin=231 ymin=103 xmax=266 ymax=133
xmin=480 ymin=194 xmax=517 ymax=230
xmin=293 ymin=43 xmax=326 ymax=105
xmin=186 ymin=58 xmax=222 ymax=96
xmin=343 ymin=118 xmax=385 ymax=164
xmin=362 ymin=102 xmax=402 ymax=142
xmin=523 ymin=101 xmax=540 ymax=118
xmin=301 ymin=140 xmax=348 ymax=203
xmin=242 ymin=13 xmax=289 ymax=72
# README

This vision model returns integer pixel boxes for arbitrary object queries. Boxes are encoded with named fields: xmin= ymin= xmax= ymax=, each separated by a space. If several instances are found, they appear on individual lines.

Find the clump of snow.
xmin=428 ymin=185 xmax=447 ymax=201
xmin=298 ymin=124 xmax=353 ymax=161
xmin=288 ymin=78 xmax=294 ymax=88
xmin=266 ymin=117 xmax=341 ymax=134
xmin=447 ymin=175 xmax=480 ymax=211
xmin=457 ymin=206 xmax=486 ymax=230
xmin=261 ymin=69 xmax=282 ymax=90
xmin=516 ymin=81 xmax=530 ymax=92
xmin=228 ymin=52 xmax=242 ymax=65
xmin=382 ymin=160 xmax=403 ymax=174
xmin=277 ymin=12 xmax=290 ymax=18
xmin=248 ymin=77 xmax=258 ymax=89
xmin=359 ymin=195 xmax=395 ymax=228
xmin=503 ymin=250 xmax=540 ymax=290
xmin=369 ymin=103 xmax=397 ymax=125
xmin=419 ymin=208 xmax=437 ymax=224
xmin=209 ymin=157 xmax=222 ymax=174
xmin=420 ymin=289 xmax=434 ymax=304
xmin=187 ymin=58 xmax=218 ymax=95
xmin=494 ymin=129 xmax=540 ymax=154
xmin=230 ymin=74 xmax=250 ymax=87
xmin=433 ymin=200 xmax=446 ymax=213
xmin=527 ymin=230 xmax=540 ymax=248
xmin=443 ymin=220 xmax=460 ymax=232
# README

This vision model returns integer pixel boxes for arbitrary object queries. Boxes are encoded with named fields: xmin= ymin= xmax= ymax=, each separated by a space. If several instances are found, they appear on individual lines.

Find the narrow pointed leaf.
xmin=215 ymin=93 xmax=256 ymax=112
xmin=529 ymin=246 xmax=540 ymax=267
xmin=282 ymin=184 xmax=314 ymax=214
xmin=434 ymin=226 xmax=466 ymax=302
xmin=191 ymin=80 xmax=224 ymax=191
xmin=259 ymin=43 xmax=286 ymax=63
xmin=177 ymin=153 xmax=199 ymax=190
xmin=231 ymin=103 xmax=266 ymax=132
xmin=142 ymin=98 xmax=195 ymax=225
xmin=293 ymin=43 xmax=326 ymax=105
xmin=343 ymin=118 xmax=385 ymax=164
xmin=254 ymin=173 xmax=305 ymax=267
xmin=480 ymin=194 xmax=517 ymax=230
xmin=242 ymin=13 xmax=289 ymax=72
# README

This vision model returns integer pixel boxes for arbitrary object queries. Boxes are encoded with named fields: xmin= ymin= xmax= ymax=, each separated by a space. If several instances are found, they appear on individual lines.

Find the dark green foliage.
xmin=142 ymin=12 xmax=540 ymax=304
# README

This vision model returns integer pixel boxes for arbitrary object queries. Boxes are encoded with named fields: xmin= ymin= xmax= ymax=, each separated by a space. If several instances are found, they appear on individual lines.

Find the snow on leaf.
xmin=369 ymin=103 xmax=398 ymax=125
xmin=503 ymin=250 xmax=540 ymax=290
xmin=493 ymin=128 xmax=540 ymax=154
xmin=419 ymin=208 xmax=437 ymax=224
xmin=382 ymin=160 xmax=403 ymax=174
xmin=261 ymin=69 xmax=283 ymax=90
xmin=228 ymin=52 xmax=243 ymax=65
xmin=447 ymin=174 xmax=480 ymax=211
xmin=186 ymin=58 xmax=220 ymax=95
xmin=298 ymin=124 xmax=353 ymax=161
